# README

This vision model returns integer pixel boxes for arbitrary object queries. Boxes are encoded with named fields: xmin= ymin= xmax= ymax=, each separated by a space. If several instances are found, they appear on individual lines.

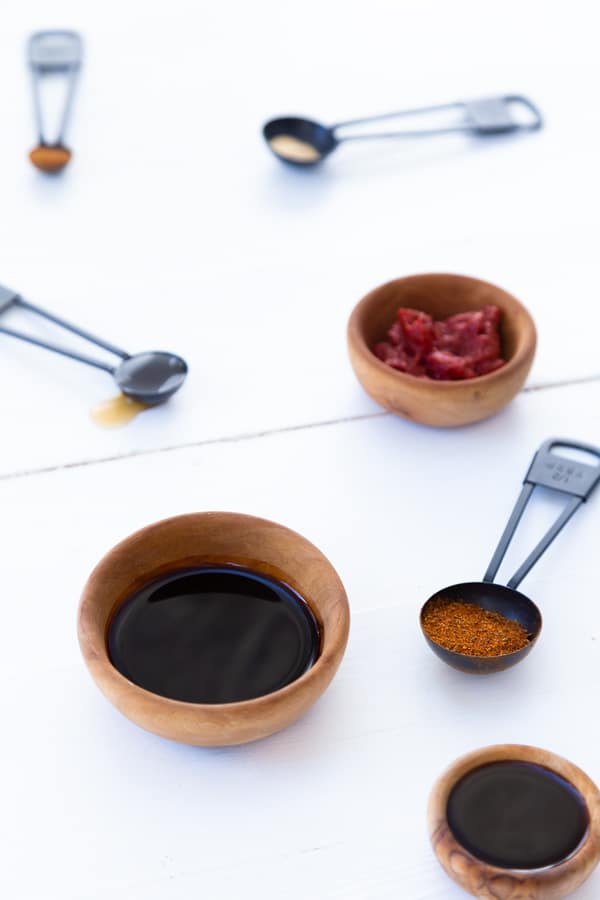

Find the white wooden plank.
xmin=0 ymin=0 xmax=599 ymax=476
xmin=1 ymin=380 xmax=600 ymax=898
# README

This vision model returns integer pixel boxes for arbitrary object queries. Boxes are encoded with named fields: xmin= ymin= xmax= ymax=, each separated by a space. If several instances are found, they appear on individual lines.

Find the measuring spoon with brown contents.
xmin=420 ymin=438 xmax=600 ymax=674
xmin=263 ymin=95 xmax=543 ymax=167
xmin=28 ymin=30 xmax=82 ymax=173
xmin=0 ymin=284 xmax=187 ymax=405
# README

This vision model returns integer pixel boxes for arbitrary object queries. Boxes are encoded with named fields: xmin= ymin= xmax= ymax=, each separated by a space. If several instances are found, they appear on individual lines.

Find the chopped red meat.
xmin=395 ymin=308 xmax=435 ymax=360
xmin=426 ymin=350 xmax=477 ymax=380
xmin=373 ymin=340 xmax=427 ymax=376
xmin=373 ymin=305 xmax=505 ymax=380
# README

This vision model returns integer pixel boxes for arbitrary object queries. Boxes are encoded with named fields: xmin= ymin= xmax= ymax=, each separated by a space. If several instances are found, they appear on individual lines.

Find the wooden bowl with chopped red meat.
xmin=347 ymin=273 xmax=537 ymax=427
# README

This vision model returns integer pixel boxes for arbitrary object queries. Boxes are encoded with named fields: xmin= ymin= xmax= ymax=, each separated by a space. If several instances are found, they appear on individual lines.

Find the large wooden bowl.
xmin=78 ymin=512 xmax=350 ymax=747
xmin=428 ymin=744 xmax=600 ymax=898
xmin=347 ymin=273 xmax=537 ymax=427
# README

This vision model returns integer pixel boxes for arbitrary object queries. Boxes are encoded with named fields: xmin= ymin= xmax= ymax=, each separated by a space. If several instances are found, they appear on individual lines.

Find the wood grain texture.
xmin=347 ymin=273 xmax=537 ymax=428
xmin=78 ymin=512 xmax=350 ymax=747
xmin=428 ymin=744 xmax=600 ymax=898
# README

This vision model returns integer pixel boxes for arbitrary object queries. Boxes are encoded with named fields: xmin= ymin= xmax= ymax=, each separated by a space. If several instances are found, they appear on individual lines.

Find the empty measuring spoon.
xmin=28 ymin=30 xmax=82 ymax=173
xmin=0 ymin=284 xmax=187 ymax=404
xmin=420 ymin=438 xmax=600 ymax=674
xmin=263 ymin=94 xmax=543 ymax=166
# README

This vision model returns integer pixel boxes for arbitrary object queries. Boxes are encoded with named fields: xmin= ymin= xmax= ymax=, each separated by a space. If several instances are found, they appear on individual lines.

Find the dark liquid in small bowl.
xmin=108 ymin=566 xmax=320 ymax=704
xmin=447 ymin=761 xmax=589 ymax=869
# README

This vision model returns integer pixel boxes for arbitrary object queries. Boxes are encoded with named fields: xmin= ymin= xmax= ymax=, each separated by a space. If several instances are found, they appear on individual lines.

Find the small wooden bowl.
xmin=78 ymin=512 xmax=350 ymax=747
xmin=429 ymin=744 xmax=600 ymax=899
xmin=347 ymin=273 xmax=537 ymax=427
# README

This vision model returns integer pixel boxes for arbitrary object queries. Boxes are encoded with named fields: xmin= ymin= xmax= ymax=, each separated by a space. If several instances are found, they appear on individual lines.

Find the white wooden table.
xmin=2 ymin=2 xmax=600 ymax=897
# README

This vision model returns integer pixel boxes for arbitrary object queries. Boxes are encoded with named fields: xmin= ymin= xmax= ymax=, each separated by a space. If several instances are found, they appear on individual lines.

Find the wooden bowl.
xmin=78 ymin=512 xmax=350 ymax=747
xmin=347 ymin=273 xmax=537 ymax=427
xmin=428 ymin=744 xmax=600 ymax=898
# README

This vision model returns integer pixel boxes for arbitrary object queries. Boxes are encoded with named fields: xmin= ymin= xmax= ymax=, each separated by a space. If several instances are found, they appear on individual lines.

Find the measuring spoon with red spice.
xmin=420 ymin=438 xmax=600 ymax=674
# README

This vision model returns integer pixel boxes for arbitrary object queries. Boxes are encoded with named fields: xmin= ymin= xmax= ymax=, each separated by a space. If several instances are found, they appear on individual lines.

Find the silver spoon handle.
xmin=332 ymin=95 xmax=543 ymax=143
xmin=56 ymin=66 xmax=79 ymax=145
xmin=334 ymin=125 xmax=467 ymax=143
xmin=28 ymin=30 xmax=82 ymax=146
xmin=332 ymin=101 xmax=464 ymax=133
xmin=30 ymin=69 xmax=46 ymax=146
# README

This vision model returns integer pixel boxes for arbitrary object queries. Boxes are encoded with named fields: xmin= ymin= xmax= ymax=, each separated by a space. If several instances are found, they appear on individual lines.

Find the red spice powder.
xmin=373 ymin=305 xmax=505 ymax=380
xmin=422 ymin=599 xmax=530 ymax=657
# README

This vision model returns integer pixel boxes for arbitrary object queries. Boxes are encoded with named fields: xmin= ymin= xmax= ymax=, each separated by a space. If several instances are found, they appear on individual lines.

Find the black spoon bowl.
xmin=420 ymin=439 xmax=600 ymax=675
xmin=421 ymin=582 xmax=542 ymax=675
xmin=114 ymin=351 xmax=188 ymax=405
xmin=263 ymin=117 xmax=337 ymax=166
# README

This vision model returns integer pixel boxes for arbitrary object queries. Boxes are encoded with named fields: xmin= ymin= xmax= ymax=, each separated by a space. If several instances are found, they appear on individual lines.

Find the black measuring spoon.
xmin=0 ymin=284 xmax=187 ymax=405
xmin=263 ymin=94 xmax=543 ymax=167
xmin=420 ymin=438 xmax=600 ymax=674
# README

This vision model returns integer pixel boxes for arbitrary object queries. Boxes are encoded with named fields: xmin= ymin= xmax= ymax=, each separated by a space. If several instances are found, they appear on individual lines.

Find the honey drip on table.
xmin=268 ymin=135 xmax=321 ymax=162
xmin=91 ymin=394 xmax=149 ymax=428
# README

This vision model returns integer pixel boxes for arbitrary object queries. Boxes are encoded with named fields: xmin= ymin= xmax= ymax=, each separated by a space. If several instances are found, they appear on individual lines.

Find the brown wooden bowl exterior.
xmin=347 ymin=273 xmax=537 ymax=427
xmin=78 ymin=512 xmax=350 ymax=747
xmin=428 ymin=744 xmax=600 ymax=899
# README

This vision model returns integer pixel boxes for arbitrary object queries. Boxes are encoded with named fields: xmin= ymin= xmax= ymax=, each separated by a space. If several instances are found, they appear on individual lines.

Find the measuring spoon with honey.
xmin=420 ymin=438 xmax=600 ymax=674
xmin=28 ymin=30 xmax=82 ymax=173
xmin=263 ymin=94 xmax=543 ymax=166
xmin=0 ymin=284 xmax=187 ymax=405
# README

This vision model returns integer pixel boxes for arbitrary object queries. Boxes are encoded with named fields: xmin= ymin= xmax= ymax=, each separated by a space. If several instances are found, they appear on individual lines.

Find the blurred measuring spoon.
xmin=263 ymin=94 xmax=543 ymax=166
xmin=0 ymin=284 xmax=187 ymax=404
xmin=28 ymin=30 xmax=82 ymax=173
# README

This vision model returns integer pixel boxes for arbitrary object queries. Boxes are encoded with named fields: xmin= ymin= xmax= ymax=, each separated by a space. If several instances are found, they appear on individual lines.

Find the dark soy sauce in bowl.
xmin=108 ymin=566 xmax=320 ymax=704
xmin=447 ymin=761 xmax=589 ymax=869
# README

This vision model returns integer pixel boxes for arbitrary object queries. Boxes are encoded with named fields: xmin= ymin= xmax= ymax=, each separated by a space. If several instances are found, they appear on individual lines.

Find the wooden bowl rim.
xmin=429 ymin=744 xmax=600 ymax=876
xmin=78 ymin=511 xmax=350 ymax=716
xmin=347 ymin=272 xmax=537 ymax=390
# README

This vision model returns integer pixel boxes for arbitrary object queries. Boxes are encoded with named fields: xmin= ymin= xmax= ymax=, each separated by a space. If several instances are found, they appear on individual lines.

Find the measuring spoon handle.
xmin=483 ymin=437 xmax=600 ymax=589
xmin=506 ymin=496 xmax=582 ymax=590
xmin=332 ymin=95 xmax=543 ymax=143
xmin=16 ymin=298 xmax=129 ymax=359
xmin=526 ymin=438 xmax=600 ymax=496
xmin=332 ymin=101 xmax=467 ymax=141
xmin=28 ymin=30 xmax=82 ymax=146
xmin=0 ymin=324 xmax=115 ymax=374
xmin=483 ymin=482 xmax=534 ymax=584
